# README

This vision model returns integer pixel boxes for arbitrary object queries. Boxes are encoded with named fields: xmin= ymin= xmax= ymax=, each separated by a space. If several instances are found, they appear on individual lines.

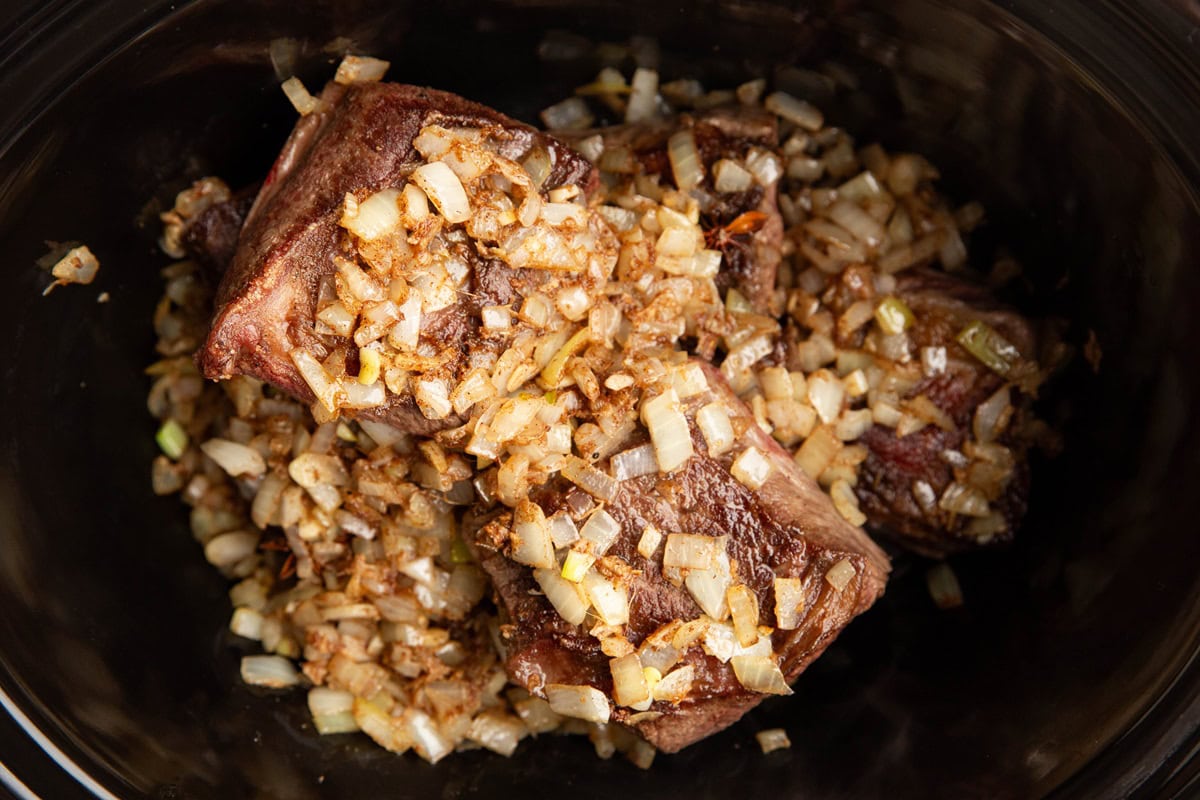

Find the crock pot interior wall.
xmin=0 ymin=0 xmax=1198 ymax=797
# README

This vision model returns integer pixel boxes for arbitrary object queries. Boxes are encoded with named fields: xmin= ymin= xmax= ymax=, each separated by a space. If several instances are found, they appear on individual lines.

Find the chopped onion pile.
xmin=42 ymin=244 xmax=100 ymax=295
xmin=145 ymin=51 xmax=1057 ymax=770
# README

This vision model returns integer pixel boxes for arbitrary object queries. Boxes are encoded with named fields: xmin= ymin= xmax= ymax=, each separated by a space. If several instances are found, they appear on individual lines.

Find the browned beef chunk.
xmin=197 ymin=82 xmax=596 ymax=435
xmin=465 ymin=361 xmax=889 ymax=753
xmin=180 ymin=190 xmax=254 ymax=275
xmin=562 ymin=107 xmax=784 ymax=314
xmin=788 ymin=268 xmax=1039 ymax=557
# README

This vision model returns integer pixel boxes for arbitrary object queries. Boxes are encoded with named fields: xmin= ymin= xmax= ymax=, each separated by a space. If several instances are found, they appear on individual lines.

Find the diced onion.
xmin=555 ymin=286 xmax=591 ymax=321
xmin=511 ymin=501 xmax=555 ymax=569
xmin=824 ymin=558 xmax=857 ymax=592
xmin=343 ymin=188 xmax=400 ymax=241
xmin=938 ymin=483 xmax=990 ymax=517
xmin=576 ymin=134 xmax=605 ymax=162
xmin=310 ymin=702 xmax=359 ymax=735
xmin=696 ymin=402 xmax=735 ymax=457
xmin=651 ymin=665 xmax=694 ymax=703
xmin=921 ymin=345 xmax=947 ymax=376
xmin=773 ymin=577 xmax=806 ymax=629
xmin=745 ymin=148 xmax=783 ymax=186
xmin=582 ymin=570 xmax=629 ymax=626
xmin=388 ymin=293 xmax=421 ymax=351
xmin=641 ymin=389 xmax=693 ymax=473
xmin=610 ymin=653 xmax=649 ymax=708
xmin=973 ymin=385 xmax=1012 ymax=444
xmin=467 ymin=711 xmax=524 ymax=757
xmin=730 ymin=447 xmax=772 ymax=490
xmin=449 ymin=369 xmax=495 ymax=416
xmin=402 ymin=183 xmax=429 ymax=223
xmin=545 ymin=684 xmax=611 ymax=724
xmin=533 ymin=568 xmax=590 ymax=625
xmin=308 ymin=687 xmax=354 ymax=717
xmin=828 ymin=200 xmax=884 ymax=248
xmin=229 ymin=607 xmax=264 ymax=640
xmin=671 ymin=362 xmax=709 ymax=398
xmin=316 ymin=302 xmax=355 ymax=337
xmin=663 ymin=533 xmax=719 ymax=570
xmin=488 ymin=397 xmax=543 ymax=443
xmin=334 ymin=55 xmax=390 ymax=84
xmin=657 ymin=226 xmax=698 ymax=258
xmin=540 ymin=97 xmax=595 ymax=131
xmin=611 ymin=444 xmax=660 ymax=482
xmin=288 ymin=452 xmax=349 ymax=487
xmin=794 ymin=425 xmax=841 ymax=479
xmin=806 ymin=370 xmax=845 ymax=424
xmin=830 ymin=479 xmax=867 ymax=526
xmin=764 ymin=91 xmax=824 ymax=131
xmin=625 ymin=68 xmax=659 ymax=123
xmin=758 ymin=367 xmax=796 ymax=400
xmin=713 ymin=159 xmax=753 ymax=193
xmin=756 ymin=728 xmax=792 ymax=753
xmin=726 ymin=584 xmax=760 ymax=647
xmin=413 ymin=378 xmax=452 ymax=420
xmin=281 ymin=77 xmax=320 ymax=115
xmin=201 ymin=438 xmax=267 ymax=478
xmin=522 ymin=147 xmax=552 ymax=188
xmin=240 ymin=654 xmax=300 ymax=688
xmin=579 ymin=508 xmax=621 ymax=555
xmin=834 ymin=408 xmax=873 ymax=441
xmin=686 ymin=547 xmax=732 ymax=620
xmin=637 ymin=525 xmax=663 ymax=560
xmin=548 ymin=514 xmax=581 ymax=548
xmin=561 ymin=455 xmax=619 ymax=502
xmin=335 ymin=256 xmax=385 ymax=302
xmin=412 ymin=161 xmax=471 ymax=224
xmin=358 ymin=419 xmax=408 ymax=449
xmin=291 ymin=349 xmax=340 ymax=413
xmin=353 ymin=698 xmax=410 ymax=754
xmin=838 ymin=170 xmax=884 ymax=201
xmin=907 ymin=394 xmax=955 ymax=432
xmin=787 ymin=156 xmax=823 ymax=182
xmin=667 ymin=129 xmax=705 ymax=191
xmin=731 ymin=655 xmax=792 ymax=695
xmin=407 ymin=708 xmax=453 ymax=763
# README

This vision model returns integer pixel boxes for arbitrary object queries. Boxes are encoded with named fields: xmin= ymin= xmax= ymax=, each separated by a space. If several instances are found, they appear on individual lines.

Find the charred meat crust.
xmin=197 ymin=82 xmax=596 ymax=434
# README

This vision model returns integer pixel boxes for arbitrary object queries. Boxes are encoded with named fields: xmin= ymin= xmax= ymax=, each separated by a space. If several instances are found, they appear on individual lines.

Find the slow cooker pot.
xmin=1 ymin=0 xmax=1198 ymax=797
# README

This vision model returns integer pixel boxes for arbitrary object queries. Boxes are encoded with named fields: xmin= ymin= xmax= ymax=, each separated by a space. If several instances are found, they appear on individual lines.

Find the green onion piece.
xmin=956 ymin=320 xmax=1020 ymax=376
xmin=874 ymin=296 xmax=915 ymax=335
xmin=156 ymin=419 xmax=189 ymax=460
xmin=335 ymin=421 xmax=357 ymax=443
xmin=544 ymin=389 xmax=558 ymax=406
xmin=449 ymin=536 xmax=473 ymax=564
